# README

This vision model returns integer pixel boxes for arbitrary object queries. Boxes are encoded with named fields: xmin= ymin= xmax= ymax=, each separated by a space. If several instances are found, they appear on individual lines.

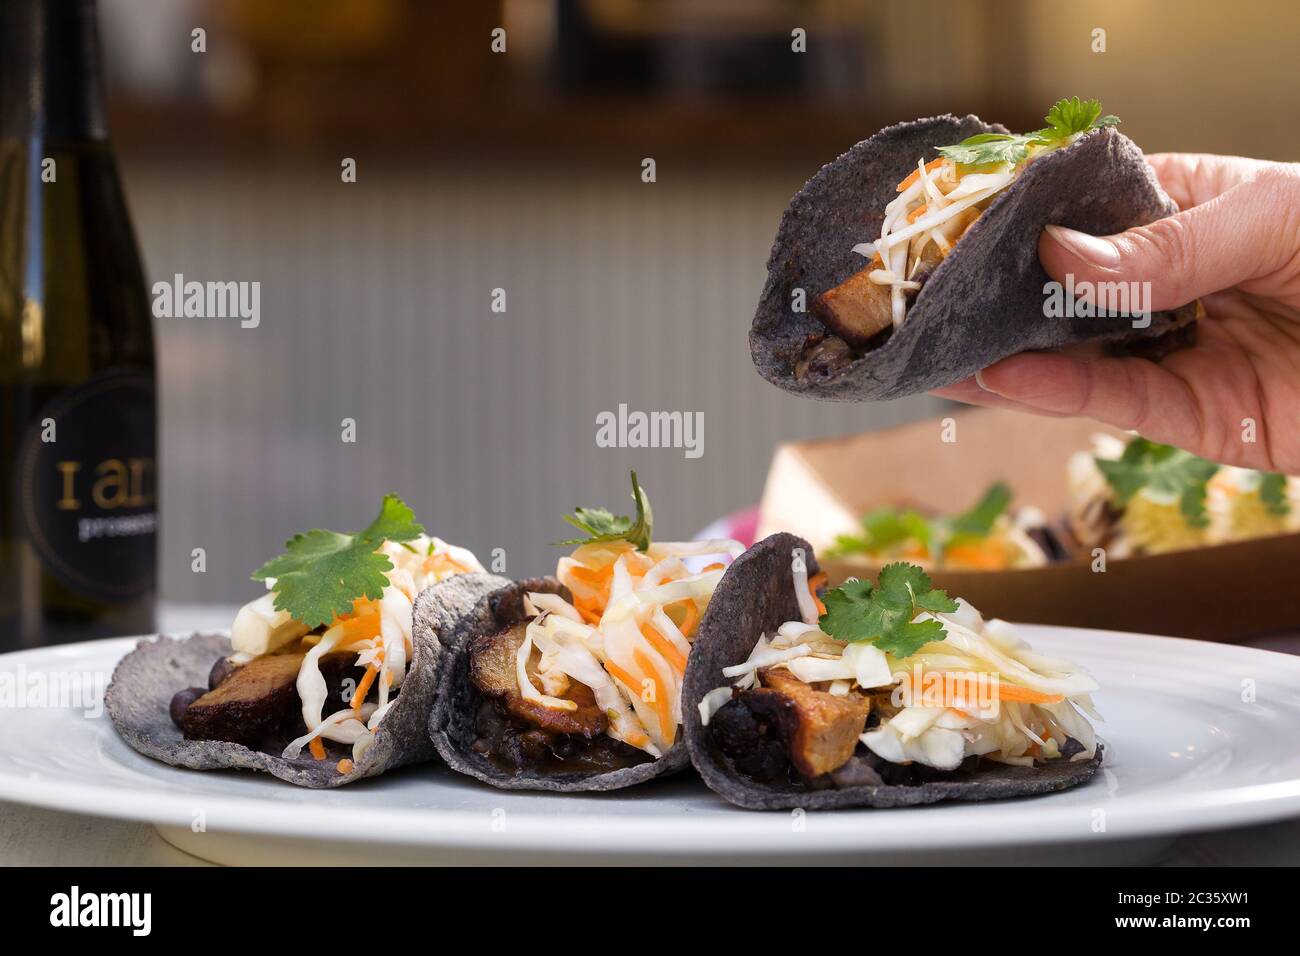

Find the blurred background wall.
xmin=93 ymin=0 xmax=1300 ymax=603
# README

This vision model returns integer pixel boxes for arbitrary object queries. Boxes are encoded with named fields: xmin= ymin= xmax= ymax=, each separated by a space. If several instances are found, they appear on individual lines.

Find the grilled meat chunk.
xmin=812 ymin=243 xmax=944 ymax=347
xmin=468 ymin=621 xmax=606 ymax=738
xmin=180 ymin=649 xmax=362 ymax=748
xmin=707 ymin=670 xmax=873 ymax=782
xmin=757 ymin=668 xmax=872 ymax=777
xmin=812 ymin=266 xmax=895 ymax=347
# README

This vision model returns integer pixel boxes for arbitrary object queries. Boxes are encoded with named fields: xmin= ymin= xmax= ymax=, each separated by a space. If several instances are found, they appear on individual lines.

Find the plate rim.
xmin=2 ymin=627 xmax=1300 ymax=855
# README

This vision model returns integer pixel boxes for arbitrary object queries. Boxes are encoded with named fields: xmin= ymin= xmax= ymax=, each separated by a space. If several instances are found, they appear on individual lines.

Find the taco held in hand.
xmin=751 ymin=98 xmax=1200 ymax=401
xmin=430 ymin=473 xmax=745 ymax=791
xmin=683 ymin=534 xmax=1102 ymax=810
xmin=107 ymin=495 xmax=503 ymax=787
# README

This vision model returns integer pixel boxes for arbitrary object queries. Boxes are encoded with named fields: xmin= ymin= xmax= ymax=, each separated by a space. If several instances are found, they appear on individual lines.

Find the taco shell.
xmin=681 ymin=533 xmax=1102 ymax=810
xmin=105 ymin=572 xmax=510 ymax=788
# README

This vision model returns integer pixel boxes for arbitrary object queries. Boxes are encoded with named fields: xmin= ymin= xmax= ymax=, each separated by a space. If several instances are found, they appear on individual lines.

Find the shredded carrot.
xmin=604 ymin=659 xmax=642 ymax=696
xmin=993 ymin=683 xmax=1065 ymax=705
xmin=309 ymin=737 xmax=326 ymax=760
xmin=906 ymin=203 xmax=929 ymax=223
xmin=336 ymin=758 xmax=354 ymax=774
xmin=338 ymin=613 xmax=381 ymax=642
xmin=573 ymin=597 xmax=603 ymax=625
xmin=639 ymin=622 xmax=687 ymax=674
xmin=665 ymin=599 xmax=700 ymax=638
xmin=903 ymin=672 xmax=1062 ymax=707
xmin=944 ymin=542 xmax=1008 ymax=570
xmin=701 ymin=562 xmax=726 ymax=573
xmin=808 ymin=571 xmax=828 ymax=616
xmin=350 ymin=597 xmax=377 ymax=617
xmin=633 ymin=648 xmax=675 ymax=744
xmin=424 ymin=552 xmax=472 ymax=576
xmin=568 ymin=563 xmax=614 ymax=587
xmin=568 ymin=563 xmax=614 ymax=616
xmin=352 ymin=665 xmax=378 ymax=711
xmin=897 ymin=157 xmax=945 ymax=192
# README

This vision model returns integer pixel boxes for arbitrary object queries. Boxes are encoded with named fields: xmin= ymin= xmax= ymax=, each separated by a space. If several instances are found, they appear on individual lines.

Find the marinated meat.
xmin=468 ymin=622 xmax=606 ymax=737
xmin=180 ymin=650 xmax=362 ymax=749
xmin=757 ymin=669 xmax=872 ymax=777
xmin=471 ymin=696 xmax=651 ymax=775
xmin=812 ymin=243 xmax=944 ymax=347
xmin=812 ymin=266 xmax=895 ymax=347
xmin=709 ymin=670 xmax=872 ymax=781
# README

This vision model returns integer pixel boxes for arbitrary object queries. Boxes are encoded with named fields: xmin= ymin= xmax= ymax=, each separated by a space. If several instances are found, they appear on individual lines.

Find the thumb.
xmin=1037 ymin=171 xmax=1292 ymax=312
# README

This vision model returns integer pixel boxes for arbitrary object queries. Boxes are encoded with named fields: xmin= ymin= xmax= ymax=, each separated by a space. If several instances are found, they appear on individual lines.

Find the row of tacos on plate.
xmin=107 ymin=475 xmax=1103 ymax=809
xmin=111 ymin=98 xmax=1153 ymax=807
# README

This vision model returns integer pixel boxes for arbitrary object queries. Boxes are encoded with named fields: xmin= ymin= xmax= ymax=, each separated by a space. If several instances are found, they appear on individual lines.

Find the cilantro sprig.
xmin=251 ymin=494 xmax=424 ymax=629
xmin=818 ymin=563 xmax=959 ymax=659
xmin=1096 ymin=437 xmax=1219 ymax=527
xmin=826 ymin=507 xmax=933 ymax=559
xmin=556 ymin=470 xmax=654 ymax=551
xmin=948 ymin=482 xmax=1013 ymax=540
xmin=825 ymin=482 xmax=1013 ymax=560
xmin=1259 ymin=473 xmax=1291 ymax=517
xmin=936 ymin=97 xmax=1120 ymax=169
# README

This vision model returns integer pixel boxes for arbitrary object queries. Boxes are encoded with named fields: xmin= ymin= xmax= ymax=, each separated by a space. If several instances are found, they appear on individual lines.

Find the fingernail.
xmin=1045 ymin=224 xmax=1122 ymax=268
xmin=974 ymin=368 xmax=995 ymax=393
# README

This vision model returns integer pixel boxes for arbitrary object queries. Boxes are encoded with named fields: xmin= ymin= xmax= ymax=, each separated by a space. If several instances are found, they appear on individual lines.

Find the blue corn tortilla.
xmin=681 ymin=533 xmax=1103 ymax=810
xmin=428 ymin=577 xmax=690 ymax=791
xmin=750 ymin=115 xmax=1196 ymax=401
xmin=105 ymin=573 xmax=510 ymax=788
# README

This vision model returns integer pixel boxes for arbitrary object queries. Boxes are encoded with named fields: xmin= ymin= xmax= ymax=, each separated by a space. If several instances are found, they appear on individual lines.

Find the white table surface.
xmin=3 ymin=605 xmax=1300 ymax=866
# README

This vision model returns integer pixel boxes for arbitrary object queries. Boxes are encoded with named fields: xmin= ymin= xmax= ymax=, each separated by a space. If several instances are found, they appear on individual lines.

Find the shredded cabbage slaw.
xmin=855 ymin=131 xmax=1098 ymax=330
xmin=701 ymin=580 xmax=1101 ymax=773
xmin=517 ymin=537 xmax=744 ymax=756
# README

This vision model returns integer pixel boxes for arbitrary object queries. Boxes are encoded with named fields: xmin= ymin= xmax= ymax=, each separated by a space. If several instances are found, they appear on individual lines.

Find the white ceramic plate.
xmin=2 ymin=627 xmax=1299 ymax=865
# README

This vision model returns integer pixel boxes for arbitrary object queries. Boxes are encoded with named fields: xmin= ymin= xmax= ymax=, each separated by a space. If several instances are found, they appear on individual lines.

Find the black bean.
xmin=208 ymin=656 xmax=238 ymax=689
xmin=169 ymin=686 xmax=207 ymax=728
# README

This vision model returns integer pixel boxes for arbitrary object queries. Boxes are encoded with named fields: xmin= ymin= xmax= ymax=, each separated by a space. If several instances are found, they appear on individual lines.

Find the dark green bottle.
xmin=0 ymin=0 xmax=158 ymax=648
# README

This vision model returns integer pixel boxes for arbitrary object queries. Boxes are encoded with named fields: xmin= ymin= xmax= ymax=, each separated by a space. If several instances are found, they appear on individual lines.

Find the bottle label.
xmin=17 ymin=370 xmax=157 ymax=602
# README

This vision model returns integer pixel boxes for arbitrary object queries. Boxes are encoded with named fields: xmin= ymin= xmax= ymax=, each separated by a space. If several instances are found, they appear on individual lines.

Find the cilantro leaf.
xmin=936 ymin=132 xmax=1040 ymax=168
xmin=825 ymin=507 xmax=932 ymax=558
xmin=1097 ymin=438 xmax=1219 ymax=528
xmin=555 ymin=471 xmax=654 ymax=551
xmin=936 ymin=97 xmax=1119 ymax=168
xmin=948 ymin=482 xmax=1012 ymax=538
xmin=1036 ymin=96 xmax=1119 ymax=143
xmin=1259 ymin=472 xmax=1291 ymax=517
xmin=818 ymin=562 xmax=958 ymax=659
xmin=250 ymin=494 xmax=424 ymax=629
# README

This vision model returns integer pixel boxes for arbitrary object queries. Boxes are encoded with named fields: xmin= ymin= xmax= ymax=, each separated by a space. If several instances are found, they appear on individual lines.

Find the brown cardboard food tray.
xmin=757 ymin=407 xmax=1300 ymax=642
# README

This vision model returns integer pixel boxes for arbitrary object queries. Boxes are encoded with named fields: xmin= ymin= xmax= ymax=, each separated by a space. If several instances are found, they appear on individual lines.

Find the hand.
xmin=933 ymin=154 xmax=1300 ymax=474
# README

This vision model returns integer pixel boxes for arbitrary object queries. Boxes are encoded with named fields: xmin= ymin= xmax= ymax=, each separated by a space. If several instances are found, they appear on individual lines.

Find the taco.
xmin=429 ymin=473 xmax=744 ymax=791
xmin=750 ymin=98 xmax=1200 ymax=402
xmin=825 ymin=481 xmax=1069 ymax=569
xmin=107 ymin=494 xmax=500 ymax=787
xmin=1068 ymin=433 xmax=1299 ymax=557
xmin=682 ymin=533 xmax=1103 ymax=810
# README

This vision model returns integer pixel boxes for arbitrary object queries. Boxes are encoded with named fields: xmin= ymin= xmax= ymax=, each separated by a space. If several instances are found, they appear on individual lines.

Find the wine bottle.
xmin=0 ymin=0 xmax=158 ymax=648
